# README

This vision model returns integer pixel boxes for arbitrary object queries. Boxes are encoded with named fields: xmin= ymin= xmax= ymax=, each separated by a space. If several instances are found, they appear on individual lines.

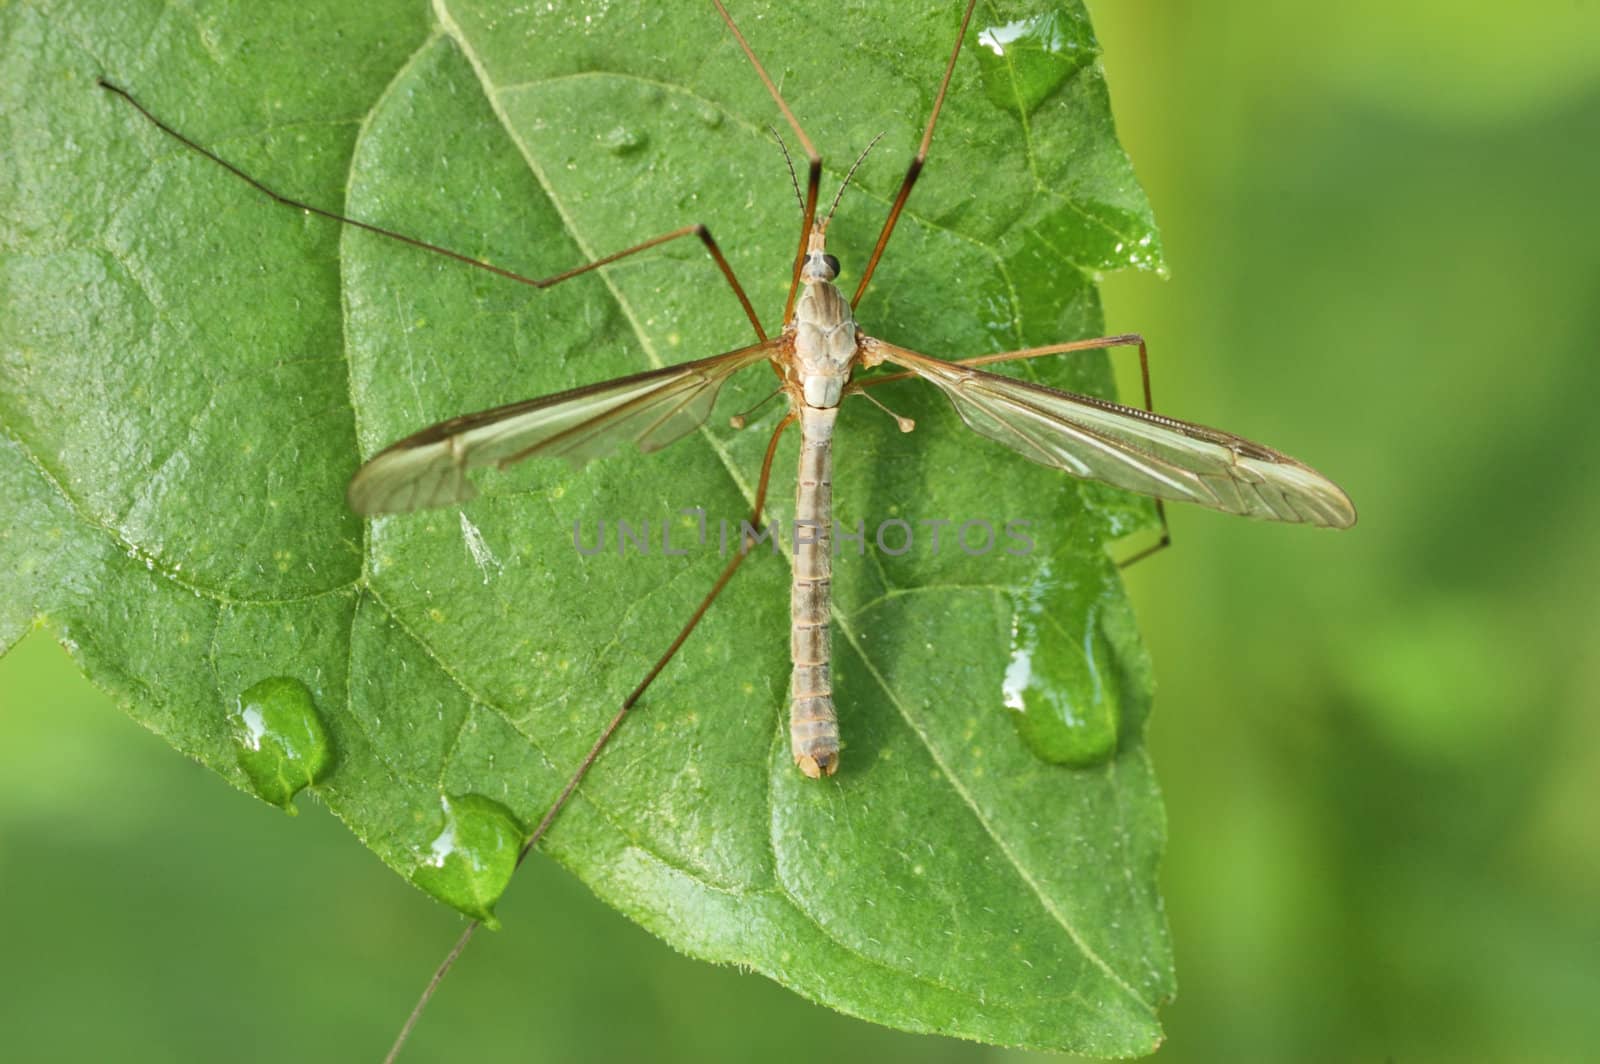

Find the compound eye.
xmin=821 ymin=253 xmax=841 ymax=279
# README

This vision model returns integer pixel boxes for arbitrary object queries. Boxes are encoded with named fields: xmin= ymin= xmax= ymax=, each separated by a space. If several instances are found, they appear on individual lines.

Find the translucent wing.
xmin=871 ymin=340 xmax=1356 ymax=528
xmin=348 ymin=340 xmax=776 ymax=515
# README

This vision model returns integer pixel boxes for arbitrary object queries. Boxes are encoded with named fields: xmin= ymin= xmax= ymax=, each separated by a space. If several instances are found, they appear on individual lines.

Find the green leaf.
xmin=1 ymin=0 xmax=1171 ymax=1053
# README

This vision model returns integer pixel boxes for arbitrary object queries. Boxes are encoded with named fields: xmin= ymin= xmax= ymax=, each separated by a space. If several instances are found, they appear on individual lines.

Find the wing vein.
xmin=869 ymin=339 xmax=1354 ymax=528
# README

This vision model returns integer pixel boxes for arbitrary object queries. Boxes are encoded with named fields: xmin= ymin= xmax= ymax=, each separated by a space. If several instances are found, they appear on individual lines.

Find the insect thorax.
xmin=791 ymin=279 xmax=858 ymax=408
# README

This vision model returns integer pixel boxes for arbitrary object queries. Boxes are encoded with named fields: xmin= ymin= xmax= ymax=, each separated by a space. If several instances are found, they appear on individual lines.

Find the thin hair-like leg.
xmin=381 ymin=412 xmax=797 ymax=1064
xmin=851 ymin=0 xmax=980 ymax=309
xmin=97 ymin=79 xmax=767 ymax=341
xmin=710 ymin=1 xmax=820 ymax=323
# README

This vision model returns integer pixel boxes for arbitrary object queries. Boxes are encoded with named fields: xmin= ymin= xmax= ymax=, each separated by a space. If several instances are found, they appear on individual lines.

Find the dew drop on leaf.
xmin=601 ymin=125 xmax=648 ymax=155
xmin=1003 ymin=572 xmax=1120 ymax=768
xmin=410 ymin=794 xmax=523 ymax=927
xmin=974 ymin=8 xmax=1097 ymax=116
xmin=227 ymin=677 xmax=333 ymax=813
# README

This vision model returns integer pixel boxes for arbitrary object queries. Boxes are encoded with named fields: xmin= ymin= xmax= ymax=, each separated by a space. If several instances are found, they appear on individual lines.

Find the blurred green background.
xmin=3 ymin=0 xmax=1597 ymax=1060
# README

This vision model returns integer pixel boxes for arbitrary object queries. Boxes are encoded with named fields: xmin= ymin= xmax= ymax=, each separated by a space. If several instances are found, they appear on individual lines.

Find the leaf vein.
xmin=831 ymin=597 xmax=1156 ymax=1013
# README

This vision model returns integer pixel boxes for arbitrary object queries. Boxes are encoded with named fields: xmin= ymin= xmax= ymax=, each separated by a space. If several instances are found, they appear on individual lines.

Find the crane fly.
xmin=102 ymin=0 xmax=1354 ymax=1052
xmin=103 ymin=0 xmax=1353 ymax=780
xmin=340 ymin=2 xmax=1355 ymax=778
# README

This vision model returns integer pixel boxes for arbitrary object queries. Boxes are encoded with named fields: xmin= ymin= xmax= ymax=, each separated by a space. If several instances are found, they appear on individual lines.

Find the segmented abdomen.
xmin=790 ymin=404 xmax=839 ymax=777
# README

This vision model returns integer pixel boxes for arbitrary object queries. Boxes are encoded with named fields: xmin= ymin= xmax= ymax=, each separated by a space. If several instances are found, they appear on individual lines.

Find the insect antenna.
xmin=820 ymin=131 xmax=887 ymax=233
xmin=769 ymin=126 xmax=806 ymax=217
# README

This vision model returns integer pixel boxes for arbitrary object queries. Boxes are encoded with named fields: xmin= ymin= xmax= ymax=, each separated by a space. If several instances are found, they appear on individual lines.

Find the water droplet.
xmin=974 ymin=9 xmax=1097 ymax=116
xmin=228 ymin=677 xmax=333 ymax=813
xmin=411 ymin=794 xmax=523 ymax=927
xmin=601 ymin=125 xmax=648 ymax=155
xmin=1003 ymin=566 xmax=1121 ymax=767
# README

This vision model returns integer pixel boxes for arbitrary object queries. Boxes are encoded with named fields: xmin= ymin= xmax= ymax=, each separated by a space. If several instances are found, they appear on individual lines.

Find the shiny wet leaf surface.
xmin=1 ymin=0 xmax=1166 ymax=1052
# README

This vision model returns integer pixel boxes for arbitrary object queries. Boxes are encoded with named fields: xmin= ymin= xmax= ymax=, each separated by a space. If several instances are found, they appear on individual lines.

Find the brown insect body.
xmin=778 ymin=228 xmax=861 ymax=776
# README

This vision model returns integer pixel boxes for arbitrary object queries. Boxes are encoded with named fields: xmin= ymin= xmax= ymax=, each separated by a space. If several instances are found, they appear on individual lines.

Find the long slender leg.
xmin=854 ymin=334 xmax=1151 ymax=398
xmin=98 ymin=79 xmax=767 ymax=342
xmin=1112 ymin=502 xmax=1171 ymax=568
xmin=855 ymin=333 xmax=1172 ymax=565
xmin=851 ymin=0 xmax=980 ymax=309
xmin=710 ymin=1 xmax=820 ymax=323
xmin=381 ymin=412 xmax=797 ymax=1064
